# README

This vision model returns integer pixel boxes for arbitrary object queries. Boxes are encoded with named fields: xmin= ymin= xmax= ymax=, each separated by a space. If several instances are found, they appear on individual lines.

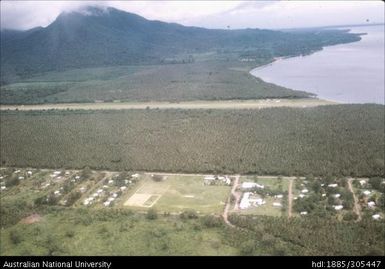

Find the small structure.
xmin=108 ymin=180 xmax=114 ymax=184
xmin=120 ymin=186 xmax=127 ymax=191
xmin=274 ymin=194 xmax=283 ymax=199
xmin=301 ymin=189 xmax=309 ymax=193
xmin=1 ymin=186 xmax=6 ymax=190
xmin=333 ymin=205 xmax=343 ymax=210
xmin=299 ymin=194 xmax=305 ymax=198
xmin=328 ymin=184 xmax=338 ymax=188
xmin=363 ymin=190 xmax=371 ymax=196
xmin=18 ymin=176 xmax=25 ymax=180
xmin=368 ymin=201 xmax=376 ymax=208
xmin=79 ymin=187 xmax=86 ymax=193
xmin=372 ymin=214 xmax=381 ymax=220
xmin=132 ymin=173 xmax=139 ymax=178
xmin=300 ymin=211 xmax=308 ymax=215
xmin=334 ymin=193 xmax=341 ymax=198
xmin=239 ymin=192 xmax=251 ymax=209
xmin=54 ymin=190 xmax=61 ymax=196
xmin=27 ymin=171 xmax=32 ymax=175
xmin=103 ymin=201 xmax=110 ymax=207
xmin=359 ymin=179 xmax=366 ymax=186
xmin=241 ymin=182 xmax=264 ymax=190
xmin=322 ymin=193 xmax=326 ymax=197
xmin=273 ymin=202 xmax=282 ymax=207
xmin=75 ymin=176 xmax=80 ymax=180
xmin=97 ymin=189 xmax=103 ymax=194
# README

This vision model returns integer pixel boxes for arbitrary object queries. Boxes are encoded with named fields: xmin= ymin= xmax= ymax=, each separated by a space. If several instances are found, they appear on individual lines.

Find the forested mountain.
xmin=1 ymin=6 xmax=361 ymax=84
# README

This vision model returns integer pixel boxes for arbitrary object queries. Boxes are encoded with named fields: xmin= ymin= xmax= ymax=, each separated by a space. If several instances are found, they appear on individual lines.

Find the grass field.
xmin=123 ymin=175 xmax=231 ymax=214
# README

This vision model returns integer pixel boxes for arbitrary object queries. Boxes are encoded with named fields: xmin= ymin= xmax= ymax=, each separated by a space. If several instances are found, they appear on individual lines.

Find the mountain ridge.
xmin=1 ymin=5 xmax=361 ymax=84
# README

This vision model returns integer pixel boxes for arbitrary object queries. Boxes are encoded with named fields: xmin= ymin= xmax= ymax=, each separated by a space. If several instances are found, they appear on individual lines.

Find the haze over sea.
xmin=251 ymin=25 xmax=385 ymax=104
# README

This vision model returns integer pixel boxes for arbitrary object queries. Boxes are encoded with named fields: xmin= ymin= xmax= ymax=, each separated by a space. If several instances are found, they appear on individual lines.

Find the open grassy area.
xmin=123 ymin=175 xmax=230 ymax=214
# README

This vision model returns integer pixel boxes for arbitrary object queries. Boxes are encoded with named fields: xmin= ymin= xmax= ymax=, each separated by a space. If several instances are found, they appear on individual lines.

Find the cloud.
xmin=0 ymin=0 xmax=384 ymax=30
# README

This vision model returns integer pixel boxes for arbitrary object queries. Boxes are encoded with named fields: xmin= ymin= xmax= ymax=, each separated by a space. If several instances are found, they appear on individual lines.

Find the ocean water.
xmin=251 ymin=25 xmax=385 ymax=104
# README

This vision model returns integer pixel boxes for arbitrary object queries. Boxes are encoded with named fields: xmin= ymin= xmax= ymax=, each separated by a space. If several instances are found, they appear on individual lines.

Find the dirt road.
xmin=347 ymin=178 xmax=362 ymax=221
xmin=0 ymin=98 xmax=336 ymax=111
xmin=222 ymin=175 xmax=240 ymax=228
xmin=288 ymin=178 xmax=293 ymax=218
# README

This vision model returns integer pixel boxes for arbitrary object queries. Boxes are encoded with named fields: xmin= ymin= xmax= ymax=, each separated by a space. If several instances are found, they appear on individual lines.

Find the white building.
xmin=333 ymin=205 xmax=343 ymax=210
xmin=301 ymin=189 xmax=309 ymax=193
xmin=368 ymin=201 xmax=376 ymax=208
xmin=359 ymin=179 xmax=366 ymax=186
xmin=372 ymin=214 xmax=381 ymax=220
xmin=328 ymin=184 xmax=338 ymax=188
xmin=334 ymin=194 xmax=341 ymax=198
xmin=241 ymin=182 xmax=264 ymax=190
xmin=300 ymin=211 xmax=308 ymax=215
xmin=363 ymin=190 xmax=371 ymax=196
xmin=239 ymin=192 xmax=251 ymax=209
xmin=273 ymin=202 xmax=282 ymax=207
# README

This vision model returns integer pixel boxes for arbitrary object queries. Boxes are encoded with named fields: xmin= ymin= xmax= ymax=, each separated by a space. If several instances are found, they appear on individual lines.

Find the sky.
xmin=1 ymin=1 xmax=384 ymax=30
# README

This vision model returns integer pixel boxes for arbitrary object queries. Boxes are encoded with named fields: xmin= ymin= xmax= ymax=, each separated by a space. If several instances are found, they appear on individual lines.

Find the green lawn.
xmin=123 ymin=175 xmax=231 ymax=214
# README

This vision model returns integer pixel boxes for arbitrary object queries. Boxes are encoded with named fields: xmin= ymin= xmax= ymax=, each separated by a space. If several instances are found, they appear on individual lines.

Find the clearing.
xmin=0 ymin=98 xmax=336 ymax=111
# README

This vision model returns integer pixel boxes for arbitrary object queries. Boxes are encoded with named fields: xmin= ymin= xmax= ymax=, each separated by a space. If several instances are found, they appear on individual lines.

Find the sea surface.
xmin=251 ymin=25 xmax=385 ymax=104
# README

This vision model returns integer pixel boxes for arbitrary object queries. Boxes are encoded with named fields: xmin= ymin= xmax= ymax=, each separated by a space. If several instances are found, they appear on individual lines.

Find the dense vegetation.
xmin=1 ymin=104 xmax=383 ymax=177
xmin=0 ymin=60 xmax=311 ymax=104
xmin=1 ymin=6 xmax=360 ymax=85
xmin=1 ymin=205 xmax=383 ymax=256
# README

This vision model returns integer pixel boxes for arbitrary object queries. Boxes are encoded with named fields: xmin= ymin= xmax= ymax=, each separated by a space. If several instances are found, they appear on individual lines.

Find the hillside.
xmin=1 ymin=6 xmax=361 ymax=85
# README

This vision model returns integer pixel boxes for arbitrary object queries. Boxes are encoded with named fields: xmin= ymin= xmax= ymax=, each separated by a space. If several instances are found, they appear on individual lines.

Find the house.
xmin=322 ymin=193 xmax=326 ymax=197
xmin=299 ymin=194 xmax=305 ymax=198
xmin=273 ymin=202 xmax=282 ymax=207
xmin=359 ymin=179 xmax=366 ymax=186
xmin=301 ymin=189 xmax=309 ymax=193
xmin=372 ymin=214 xmax=381 ymax=220
xmin=108 ymin=179 xmax=114 ymax=184
xmin=120 ymin=186 xmax=127 ymax=191
xmin=328 ymin=184 xmax=338 ymax=188
xmin=240 ymin=192 xmax=251 ymax=209
xmin=241 ymin=182 xmax=264 ymax=190
xmin=103 ymin=201 xmax=110 ymax=207
xmin=274 ymin=194 xmax=283 ymax=199
xmin=363 ymin=190 xmax=371 ymax=196
xmin=18 ymin=176 xmax=24 ymax=180
xmin=75 ymin=176 xmax=80 ymax=180
xmin=79 ymin=187 xmax=86 ymax=193
xmin=132 ymin=173 xmax=139 ymax=178
xmin=27 ymin=171 xmax=32 ymax=175
xmin=334 ymin=194 xmax=341 ymax=198
xmin=103 ymin=185 xmax=108 ymax=189
xmin=53 ymin=171 xmax=61 ymax=175
xmin=1 ymin=186 xmax=6 ymax=190
xmin=368 ymin=201 xmax=376 ymax=208
xmin=112 ymin=193 xmax=118 ymax=198
xmin=333 ymin=205 xmax=343 ymax=210
xmin=65 ymin=171 xmax=70 ymax=175
xmin=300 ymin=211 xmax=308 ymax=215
xmin=97 ymin=189 xmax=103 ymax=194
xmin=54 ymin=190 xmax=61 ymax=195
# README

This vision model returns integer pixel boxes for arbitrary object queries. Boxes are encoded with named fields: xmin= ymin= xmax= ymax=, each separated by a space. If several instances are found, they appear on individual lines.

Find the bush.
xmin=146 ymin=208 xmax=158 ymax=220
xmin=9 ymin=229 xmax=23 ymax=245
xmin=180 ymin=209 xmax=198 ymax=220
xmin=239 ymin=240 xmax=256 ymax=255
xmin=202 ymin=215 xmax=222 ymax=228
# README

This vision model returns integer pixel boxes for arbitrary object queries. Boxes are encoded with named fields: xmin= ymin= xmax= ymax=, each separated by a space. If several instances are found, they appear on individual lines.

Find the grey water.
xmin=251 ymin=25 xmax=385 ymax=104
